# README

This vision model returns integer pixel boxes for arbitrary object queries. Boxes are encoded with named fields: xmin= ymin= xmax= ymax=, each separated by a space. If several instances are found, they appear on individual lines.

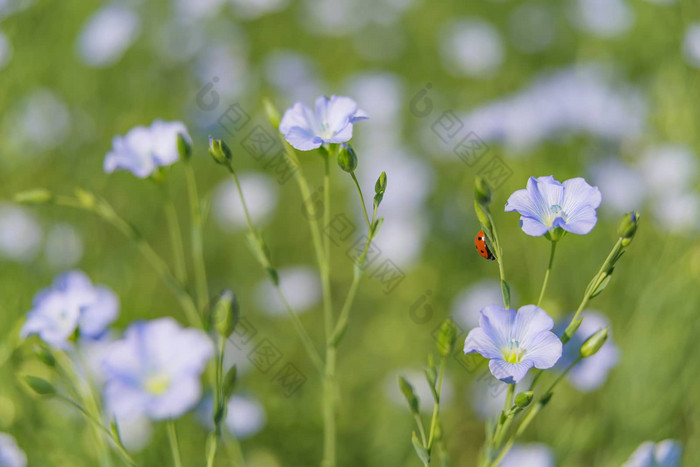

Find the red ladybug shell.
xmin=475 ymin=230 xmax=495 ymax=261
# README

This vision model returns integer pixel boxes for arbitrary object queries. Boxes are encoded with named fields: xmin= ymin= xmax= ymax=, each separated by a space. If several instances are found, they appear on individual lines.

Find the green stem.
xmin=486 ymin=211 xmax=509 ymax=308
xmin=350 ymin=171 xmax=371 ymax=230
xmin=57 ymin=396 xmax=135 ymax=466
xmin=207 ymin=337 xmax=227 ymax=467
xmin=427 ymin=357 xmax=447 ymax=449
xmin=54 ymin=195 xmax=201 ymax=328
xmin=167 ymin=421 xmax=183 ymax=467
xmin=536 ymin=241 xmax=557 ymax=307
xmin=185 ymin=162 xmax=209 ymax=313
xmin=164 ymin=200 xmax=188 ymax=285
xmin=225 ymin=168 xmax=323 ymax=372
xmin=414 ymin=413 xmax=428 ymax=447
xmin=492 ymin=357 xmax=582 ymax=466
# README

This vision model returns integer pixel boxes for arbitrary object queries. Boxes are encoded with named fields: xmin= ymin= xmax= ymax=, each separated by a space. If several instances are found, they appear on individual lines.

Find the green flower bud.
xmin=474 ymin=176 xmax=492 ymax=206
xmin=208 ymin=136 xmax=233 ymax=167
xmin=14 ymin=189 xmax=53 ymax=204
xmin=212 ymin=290 xmax=240 ymax=338
xmin=437 ymin=319 xmax=457 ymax=358
xmin=24 ymin=375 xmax=55 ymax=396
xmin=177 ymin=133 xmax=192 ymax=161
xmin=375 ymin=172 xmax=387 ymax=195
xmin=474 ymin=201 xmax=492 ymax=231
xmin=618 ymin=211 xmax=640 ymax=242
xmin=262 ymin=98 xmax=281 ymax=129
xmin=337 ymin=144 xmax=358 ymax=173
xmin=515 ymin=391 xmax=533 ymax=408
xmin=74 ymin=188 xmax=96 ymax=209
xmin=580 ymin=327 xmax=608 ymax=358
xmin=398 ymin=376 xmax=419 ymax=414
xmin=33 ymin=346 xmax=56 ymax=367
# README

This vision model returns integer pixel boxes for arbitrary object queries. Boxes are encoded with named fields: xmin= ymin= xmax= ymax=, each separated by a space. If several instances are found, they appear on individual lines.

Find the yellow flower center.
xmin=144 ymin=373 xmax=171 ymax=395
xmin=502 ymin=339 xmax=525 ymax=364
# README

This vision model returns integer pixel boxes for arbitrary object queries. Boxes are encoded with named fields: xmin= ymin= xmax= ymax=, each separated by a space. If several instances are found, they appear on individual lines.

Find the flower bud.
xmin=474 ymin=176 xmax=492 ymax=206
xmin=263 ymin=98 xmax=281 ymax=129
xmin=515 ymin=391 xmax=533 ymax=408
xmin=437 ymin=319 xmax=457 ymax=358
xmin=14 ymin=189 xmax=53 ymax=204
xmin=24 ymin=375 xmax=55 ymax=396
xmin=208 ymin=136 xmax=233 ymax=167
xmin=580 ymin=327 xmax=608 ymax=358
xmin=212 ymin=290 xmax=239 ymax=338
xmin=474 ymin=201 xmax=492 ymax=231
xmin=398 ymin=376 xmax=419 ymax=414
xmin=33 ymin=346 xmax=56 ymax=367
xmin=74 ymin=188 xmax=96 ymax=208
xmin=618 ymin=211 xmax=639 ymax=242
xmin=375 ymin=172 xmax=387 ymax=195
xmin=177 ymin=133 xmax=192 ymax=161
xmin=337 ymin=144 xmax=358 ymax=173
xmin=223 ymin=365 xmax=237 ymax=400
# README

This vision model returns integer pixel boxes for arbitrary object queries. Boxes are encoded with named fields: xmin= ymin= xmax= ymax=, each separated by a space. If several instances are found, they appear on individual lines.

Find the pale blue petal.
xmin=284 ymin=127 xmax=324 ymax=151
xmin=505 ymin=187 xmax=540 ymax=218
xmin=514 ymin=305 xmax=554 ymax=347
xmin=464 ymin=327 xmax=501 ymax=359
xmin=147 ymin=376 xmax=202 ymax=420
xmin=479 ymin=305 xmax=516 ymax=348
xmin=561 ymin=204 xmax=598 ymax=235
xmin=324 ymin=95 xmax=358 ymax=134
xmin=489 ymin=359 xmax=533 ymax=384
xmin=562 ymin=177 xmax=602 ymax=210
xmin=79 ymin=286 xmax=119 ymax=338
xmin=535 ymin=176 xmax=564 ymax=213
xmin=655 ymin=440 xmax=682 ymax=466
xmin=519 ymin=217 xmax=550 ymax=236
xmin=622 ymin=442 xmax=656 ymax=467
xmin=522 ymin=331 xmax=562 ymax=369
xmin=279 ymin=102 xmax=315 ymax=135
xmin=326 ymin=122 xmax=353 ymax=144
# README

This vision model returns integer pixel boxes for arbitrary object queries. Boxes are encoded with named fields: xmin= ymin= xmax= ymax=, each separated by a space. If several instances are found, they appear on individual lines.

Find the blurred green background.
xmin=1 ymin=0 xmax=700 ymax=465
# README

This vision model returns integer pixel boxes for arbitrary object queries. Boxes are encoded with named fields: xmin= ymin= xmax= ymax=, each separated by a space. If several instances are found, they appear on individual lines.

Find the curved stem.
xmin=427 ymin=357 xmax=446 ymax=449
xmin=167 ymin=421 xmax=183 ymax=467
xmin=537 ymin=241 xmax=557 ymax=307
xmin=350 ymin=172 xmax=371 ymax=230
xmin=185 ymin=162 xmax=209 ymax=313
xmin=164 ymin=200 xmax=188 ymax=285
xmin=53 ymin=195 xmax=201 ymax=327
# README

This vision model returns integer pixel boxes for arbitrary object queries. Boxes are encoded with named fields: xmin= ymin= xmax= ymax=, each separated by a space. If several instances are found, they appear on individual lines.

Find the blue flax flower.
xmin=0 ymin=432 xmax=26 ymax=467
xmin=505 ymin=175 xmax=602 ymax=236
xmin=20 ymin=271 xmax=119 ymax=349
xmin=279 ymin=95 xmax=368 ymax=151
xmin=101 ymin=318 xmax=214 ymax=420
xmin=464 ymin=305 xmax=562 ymax=383
xmin=622 ymin=440 xmax=682 ymax=467
xmin=104 ymin=120 xmax=190 ymax=178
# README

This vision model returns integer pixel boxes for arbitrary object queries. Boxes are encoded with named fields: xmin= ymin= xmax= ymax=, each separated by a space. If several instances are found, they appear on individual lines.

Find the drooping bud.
xmin=337 ymin=144 xmax=358 ymax=173
xmin=177 ymin=133 xmax=192 ymax=161
xmin=580 ymin=327 xmax=609 ymax=358
xmin=436 ymin=319 xmax=457 ymax=358
xmin=212 ymin=290 xmax=239 ymax=338
xmin=208 ymin=136 xmax=233 ymax=167
xmin=618 ymin=211 xmax=640 ymax=246
xmin=474 ymin=201 xmax=492 ymax=231
xmin=398 ymin=376 xmax=419 ymax=414
xmin=24 ymin=376 xmax=55 ymax=396
xmin=515 ymin=391 xmax=534 ymax=408
xmin=14 ymin=189 xmax=53 ymax=204
xmin=262 ymin=98 xmax=281 ymax=129
xmin=375 ymin=172 xmax=387 ymax=195
xmin=474 ymin=176 xmax=492 ymax=206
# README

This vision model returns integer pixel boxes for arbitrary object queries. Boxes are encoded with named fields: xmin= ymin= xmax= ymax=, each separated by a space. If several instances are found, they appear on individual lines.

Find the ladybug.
xmin=475 ymin=230 xmax=495 ymax=261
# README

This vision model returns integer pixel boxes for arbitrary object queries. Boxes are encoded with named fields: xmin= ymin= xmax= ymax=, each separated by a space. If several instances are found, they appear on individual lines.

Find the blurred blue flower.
xmin=104 ymin=120 xmax=190 ymax=178
xmin=0 ymin=433 xmax=26 ymax=467
xmin=622 ymin=439 xmax=682 ymax=467
xmin=20 ymin=271 xmax=119 ymax=349
xmin=279 ymin=95 xmax=368 ymax=151
xmin=556 ymin=311 xmax=620 ymax=391
xmin=101 ymin=318 xmax=214 ymax=420
xmin=197 ymin=394 xmax=267 ymax=439
xmin=464 ymin=305 xmax=562 ymax=383
xmin=505 ymin=176 xmax=602 ymax=236
xmin=501 ymin=442 xmax=554 ymax=467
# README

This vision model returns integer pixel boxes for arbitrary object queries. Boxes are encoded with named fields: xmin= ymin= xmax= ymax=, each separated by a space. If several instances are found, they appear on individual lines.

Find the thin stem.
xmin=536 ymin=241 xmax=557 ymax=307
xmin=414 ymin=413 xmax=428 ymax=447
xmin=504 ymin=384 xmax=515 ymax=413
xmin=165 ymin=201 xmax=188 ymax=285
xmin=185 ymin=162 xmax=209 ymax=313
xmin=54 ymin=195 xmax=201 ymax=328
xmin=486 ymin=211 xmax=509 ymax=308
xmin=167 ymin=421 xmax=183 ymax=467
xmin=225 ymin=168 xmax=323 ymax=372
xmin=350 ymin=171 xmax=371 ymax=230
xmin=207 ymin=337 xmax=227 ymax=467
xmin=57 ymin=396 xmax=135 ymax=466
xmin=322 ymin=152 xmax=333 ymax=338
xmin=427 ymin=357 xmax=447 ymax=449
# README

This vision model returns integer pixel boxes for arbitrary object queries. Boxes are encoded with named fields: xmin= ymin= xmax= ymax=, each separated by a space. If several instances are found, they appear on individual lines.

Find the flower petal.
xmin=326 ymin=122 xmax=353 ymax=144
xmin=464 ymin=327 xmax=501 ymax=359
xmin=283 ymin=127 xmax=323 ymax=151
xmin=514 ymin=305 xmax=554 ymax=346
xmin=522 ymin=331 xmax=562 ymax=369
xmin=505 ymin=187 xmax=540 ymax=217
xmin=519 ymin=216 xmax=550 ymax=236
xmin=562 ymin=177 xmax=602 ymax=210
xmin=561 ymin=204 xmax=598 ymax=235
xmin=488 ymin=359 xmax=533 ymax=383
xmin=279 ymin=102 xmax=315 ymax=135
xmin=479 ymin=305 xmax=516 ymax=348
xmin=324 ymin=95 xmax=359 ymax=134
